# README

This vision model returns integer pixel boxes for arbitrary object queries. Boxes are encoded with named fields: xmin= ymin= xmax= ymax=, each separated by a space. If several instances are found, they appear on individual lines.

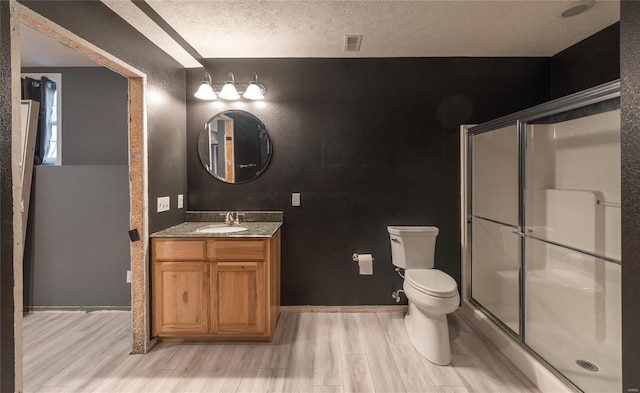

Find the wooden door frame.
xmin=10 ymin=3 xmax=152 ymax=389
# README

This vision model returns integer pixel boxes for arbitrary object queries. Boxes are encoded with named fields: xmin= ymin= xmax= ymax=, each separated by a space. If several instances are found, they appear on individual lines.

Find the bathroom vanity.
xmin=150 ymin=214 xmax=281 ymax=341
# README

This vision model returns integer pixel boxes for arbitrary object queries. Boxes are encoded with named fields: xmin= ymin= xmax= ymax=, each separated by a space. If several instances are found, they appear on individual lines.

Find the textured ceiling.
xmin=105 ymin=0 xmax=619 ymax=68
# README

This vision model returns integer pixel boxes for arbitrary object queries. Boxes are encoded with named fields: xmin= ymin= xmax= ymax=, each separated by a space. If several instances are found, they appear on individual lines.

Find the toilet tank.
xmin=387 ymin=226 xmax=439 ymax=269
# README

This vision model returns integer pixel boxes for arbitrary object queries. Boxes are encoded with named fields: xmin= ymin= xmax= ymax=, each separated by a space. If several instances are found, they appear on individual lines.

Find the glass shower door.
xmin=523 ymin=101 xmax=622 ymax=393
xmin=470 ymin=124 xmax=520 ymax=335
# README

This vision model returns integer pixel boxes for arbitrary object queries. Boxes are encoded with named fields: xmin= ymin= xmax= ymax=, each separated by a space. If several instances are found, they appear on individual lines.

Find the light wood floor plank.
xmin=82 ymin=353 xmax=144 ymax=393
xmin=314 ymin=313 xmax=343 ymax=387
xmin=251 ymin=368 xmax=286 ymax=393
xmin=260 ymin=312 xmax=297 ymax=369
xmin=134 ymin=341 xmax=181 ymax=371
xmin=66 ymin=354 xmax=130 ymax=393
xmin=342 ymin=354 xmax=375 ymax=393
xmin=354 ymin=313 xmax=383 ymax=331
xmin=378 ymin=312 xmax=437 ymax=393
xmin=181 ymin=344 xmax=245 ymax=393
xmin=337 ymin=313 xmax=365 ymax=355
xmin=450 ymin=355 xmax=502 ymax=393
xmin=454 ymin=330 xmax=539 ymax=393
xmin=221 ymin=345 xmax=267 ymax=393
xmin=41 ymin=314 xmax=131 ymax=388
xmin=420 ymin=355 xmax=465 ymax=388
xmin=314 ymin=385 xmax=345 ymax=393
xmin=434 ymin=387 xmax=471 ymax=393
xmin=283 ymin=312 xmax=317 ymax=393
xmin=360 ymin=316 xmax=407 ymax=393
xmin=23 ymin=310 xmax=540 ymax=393
xmin=25 ymin=313 xmax=131 ymax=392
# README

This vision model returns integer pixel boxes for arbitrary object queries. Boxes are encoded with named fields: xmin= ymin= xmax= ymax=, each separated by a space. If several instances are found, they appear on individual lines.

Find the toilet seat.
xmin=405 ymin=269 xmax=458 ymax=298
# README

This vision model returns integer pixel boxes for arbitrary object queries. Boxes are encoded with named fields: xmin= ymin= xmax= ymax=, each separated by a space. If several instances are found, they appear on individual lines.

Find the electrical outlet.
xmin=126 ymin=270 xmax=132 ymax=283
xmin=178 ymin=194 xmax=184 ymax=209
xmin=292 ymin=192 xmax=301 ymax=207
xmin=157 ymin=196 xmax=170 ymax=212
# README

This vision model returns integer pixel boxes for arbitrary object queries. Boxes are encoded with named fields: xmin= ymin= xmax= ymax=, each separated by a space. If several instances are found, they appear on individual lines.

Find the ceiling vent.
xmin=344 ymin=35 xmax=363 ymax=52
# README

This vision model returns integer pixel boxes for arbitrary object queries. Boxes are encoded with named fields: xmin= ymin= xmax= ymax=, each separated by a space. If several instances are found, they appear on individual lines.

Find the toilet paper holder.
xmin=352 ymin=253 xmax=374 ymax=262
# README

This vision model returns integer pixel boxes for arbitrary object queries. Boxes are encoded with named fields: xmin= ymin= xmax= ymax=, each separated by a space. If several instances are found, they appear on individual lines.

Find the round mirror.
xmin=198 ymin=110 xmax=272 ymax=184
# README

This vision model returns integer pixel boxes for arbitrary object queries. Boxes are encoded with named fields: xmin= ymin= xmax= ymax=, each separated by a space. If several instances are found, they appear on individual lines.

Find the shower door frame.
xmin=463 ymin=80 xmax=620 ymax=392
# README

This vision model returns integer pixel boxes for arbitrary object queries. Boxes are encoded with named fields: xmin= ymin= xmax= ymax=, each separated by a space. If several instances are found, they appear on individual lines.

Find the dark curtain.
xmin=21 ymin=76 xmax=56 ymax=164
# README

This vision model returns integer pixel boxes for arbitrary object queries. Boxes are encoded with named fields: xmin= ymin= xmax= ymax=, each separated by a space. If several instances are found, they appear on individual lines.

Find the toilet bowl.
xmin=388 ymin=226 xmax=460 ymax=365
xmin=403 ymin=269 xmax=460 ymax=365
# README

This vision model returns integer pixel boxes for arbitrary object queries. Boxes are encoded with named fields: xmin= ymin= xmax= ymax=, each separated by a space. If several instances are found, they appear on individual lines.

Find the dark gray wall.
xmin=22 ymin=67 xmax=128 ymax=165
xmin=621 ymin=2 xmax=640 ymax=391
xmin=24 ymin=166 xmax=130 ymax=307
xmin=19 ymin=0 xmax=188 ymax=233
xmin=20 ymin=68 xmax=130 ymax=308
xmin=551 ymin=22 xmax=620 ymax=99
xmin=187 ymin=58 xmax=551 ymax=306
xmin=0 ymin=1 xmax=15 ymax=390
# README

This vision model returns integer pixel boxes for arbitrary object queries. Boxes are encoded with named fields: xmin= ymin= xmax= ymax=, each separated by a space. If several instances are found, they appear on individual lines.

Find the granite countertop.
xmin=151 ymin=221 xmax=282 ymax=238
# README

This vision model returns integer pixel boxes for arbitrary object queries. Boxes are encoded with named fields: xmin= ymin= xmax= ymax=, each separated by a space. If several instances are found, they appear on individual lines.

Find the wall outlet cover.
xmin=126 ymin=270 xmax=132 ymax=283
xmin=178 ymin=194 xmax=184 ymax=209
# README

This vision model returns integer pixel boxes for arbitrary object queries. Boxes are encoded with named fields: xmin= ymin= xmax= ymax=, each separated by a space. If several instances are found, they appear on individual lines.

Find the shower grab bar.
xmin=597 ymin=200 xmax=621 ymax=208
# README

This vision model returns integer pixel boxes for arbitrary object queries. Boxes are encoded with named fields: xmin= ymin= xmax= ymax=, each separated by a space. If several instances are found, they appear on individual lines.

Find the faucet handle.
xmin=234 ymin=212 xmax=243 ymax=224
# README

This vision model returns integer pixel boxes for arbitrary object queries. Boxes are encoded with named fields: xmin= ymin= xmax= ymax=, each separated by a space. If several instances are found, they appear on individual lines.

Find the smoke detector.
xmin=344 ymin=35 xmax=363 ymax=52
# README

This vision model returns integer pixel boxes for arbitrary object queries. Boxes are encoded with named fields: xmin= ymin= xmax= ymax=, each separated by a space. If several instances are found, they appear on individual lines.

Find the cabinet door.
xmin=212 ymin=262 xmax=266 ymax=335
xmin=153 ymin=262 xmax=209 ymax=335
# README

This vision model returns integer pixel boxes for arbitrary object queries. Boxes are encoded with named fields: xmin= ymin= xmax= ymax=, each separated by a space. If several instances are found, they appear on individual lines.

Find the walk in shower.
xmin=466 ymin=81 xmax=621 ymax=393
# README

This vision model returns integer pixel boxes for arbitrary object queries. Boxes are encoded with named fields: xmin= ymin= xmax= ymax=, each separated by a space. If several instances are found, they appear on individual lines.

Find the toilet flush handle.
xmin=391 ymin=238 xmax=401 ymax=243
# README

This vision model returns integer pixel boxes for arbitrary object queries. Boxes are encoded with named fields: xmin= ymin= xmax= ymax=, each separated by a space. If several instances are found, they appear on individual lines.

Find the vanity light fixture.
xmin=243 ymin=73 xmax=266 ymax=100
xmin=218 ymin=73 xmax=241 ymax=100
xmin=194 ymin=71 xmax=267 ymax=101
xmin=194 ymin=72 xmax=217 ymax=100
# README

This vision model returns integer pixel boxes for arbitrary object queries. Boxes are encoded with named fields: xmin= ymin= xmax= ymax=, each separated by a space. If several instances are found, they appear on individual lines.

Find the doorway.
xmin=9 ymin=4 xmax=150 ymax=391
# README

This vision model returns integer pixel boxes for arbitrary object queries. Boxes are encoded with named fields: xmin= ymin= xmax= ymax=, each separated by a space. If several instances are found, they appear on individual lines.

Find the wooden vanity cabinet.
xmin=153 ymin=261 xmax=209 ymax=335
xmin=152 ymin=230 xmax=280 ymax=341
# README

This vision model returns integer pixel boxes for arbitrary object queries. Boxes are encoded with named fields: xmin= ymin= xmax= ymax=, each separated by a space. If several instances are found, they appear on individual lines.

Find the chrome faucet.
xmin=224 ymin=211 xmax=242 ymax=225
xmin=224 ymin=211 xmax=235 ymax=225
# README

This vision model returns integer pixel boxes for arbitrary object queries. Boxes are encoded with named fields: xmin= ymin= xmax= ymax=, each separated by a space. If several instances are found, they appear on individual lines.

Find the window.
xmin=21 ymin=73 xmax=62 ymax=165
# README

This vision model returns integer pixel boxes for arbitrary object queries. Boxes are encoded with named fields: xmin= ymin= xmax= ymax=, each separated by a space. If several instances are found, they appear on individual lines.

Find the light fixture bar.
xmin=194 ymin=70 xmax=267 ymax=101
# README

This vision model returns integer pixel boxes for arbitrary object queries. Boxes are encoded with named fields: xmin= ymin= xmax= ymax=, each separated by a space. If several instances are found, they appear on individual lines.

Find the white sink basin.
xmin=196 ymin=226 xmax=248 ymax=234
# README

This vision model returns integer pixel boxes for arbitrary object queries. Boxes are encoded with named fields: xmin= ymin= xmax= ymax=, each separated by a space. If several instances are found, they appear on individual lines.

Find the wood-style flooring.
xmin=23 ymin=310 xmax=540 ymax=393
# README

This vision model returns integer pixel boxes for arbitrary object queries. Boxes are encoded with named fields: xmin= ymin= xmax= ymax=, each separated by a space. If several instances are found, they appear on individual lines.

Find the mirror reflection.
xmin=198 ymin=110 xmax=272 ymax=184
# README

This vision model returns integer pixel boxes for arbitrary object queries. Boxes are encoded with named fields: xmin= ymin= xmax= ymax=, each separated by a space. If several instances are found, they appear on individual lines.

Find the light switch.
xmin=157 ymin=196 xmax=170 ymax=212
xmin=292 ymin=192 xmax=301 ymax=207
xmin=178 ymin=194 xmax=184 ymax=209
xmin=126 ymin=270 xmax=132 ymax=283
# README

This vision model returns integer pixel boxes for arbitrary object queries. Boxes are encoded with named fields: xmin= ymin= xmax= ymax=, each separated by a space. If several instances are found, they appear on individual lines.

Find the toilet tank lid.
xmin=387 ymin=226 xmax=439 ymax=237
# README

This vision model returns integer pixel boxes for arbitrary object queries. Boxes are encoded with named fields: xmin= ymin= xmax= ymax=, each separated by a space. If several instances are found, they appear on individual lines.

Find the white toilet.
xmin=388 ymin=225 xmax=459 ymax=365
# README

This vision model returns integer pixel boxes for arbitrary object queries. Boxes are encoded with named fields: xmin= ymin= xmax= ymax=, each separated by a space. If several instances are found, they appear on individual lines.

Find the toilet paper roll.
xmin=356 ymin=253 xmax=374 ymax=275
